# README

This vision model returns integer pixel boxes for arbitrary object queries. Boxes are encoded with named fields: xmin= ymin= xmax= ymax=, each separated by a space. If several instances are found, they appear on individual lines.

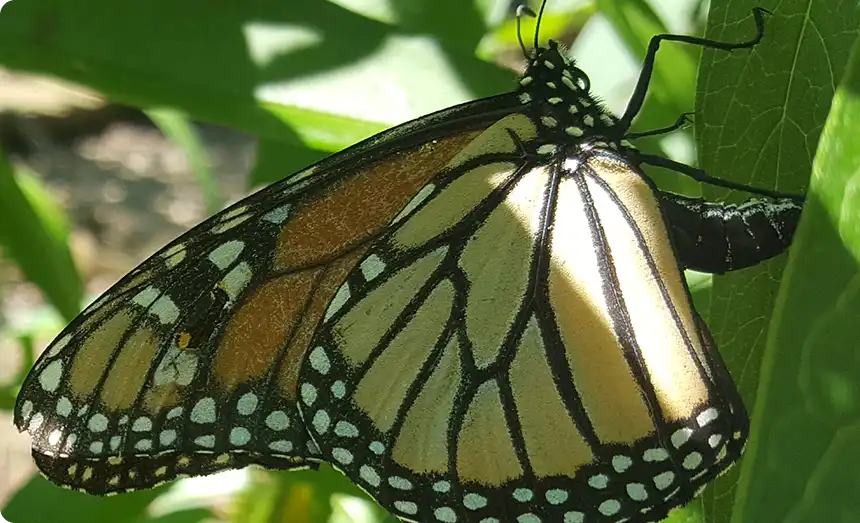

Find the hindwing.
xmin=299 ymin=118 xmax=749 ymax=523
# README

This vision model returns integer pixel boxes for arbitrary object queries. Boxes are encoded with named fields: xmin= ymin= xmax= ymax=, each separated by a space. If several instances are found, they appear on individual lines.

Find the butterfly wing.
xmin=13 ymin=93 xmax=522 ymax=494
xmin=299 ymin=116 xmax=749 ymax=523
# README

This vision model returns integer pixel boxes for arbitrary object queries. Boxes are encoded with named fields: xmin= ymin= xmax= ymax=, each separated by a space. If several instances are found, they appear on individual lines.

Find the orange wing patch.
xmin=275 ymin=131 xmax=481 ymax=271
xmin=214 ymin=269 xmax=321 ymax=391
xmin=275 ymin=247 xmax=369 ymax=402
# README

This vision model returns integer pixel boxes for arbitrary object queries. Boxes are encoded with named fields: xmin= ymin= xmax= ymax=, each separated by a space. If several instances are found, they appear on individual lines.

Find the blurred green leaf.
xmin=4 ymin=475 xmax=168 ymax=523
xmin=595 ymin=0 xmax=701 ymax=196
xmin=732 ymin=27 xmax=860 ymax=523
xmin=233 ymin=465 xmax=393 ymax=523
xmin=0 ymin=0 xmax=511 ymax=150
xmin=695 ymin=2 xmax=860 ymax=522
xmin=147 ymin=108 xmax=223 ymax=214
xmin=479 ymin=4 xmax=596 ymax=56
xmin=136 ymin=508 xmax=214 ymax=523
xmin=598 ymin=0 xmax=697 ymax=110
xmin=0 ymin=150 xmax=82 ymax=321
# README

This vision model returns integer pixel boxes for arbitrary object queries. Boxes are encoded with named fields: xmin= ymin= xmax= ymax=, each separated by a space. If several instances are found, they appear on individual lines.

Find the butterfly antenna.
xmin=516 ymin=4 xmax=537 ymax=58
xmin=533 ymin=0 xmax=549 ymax=50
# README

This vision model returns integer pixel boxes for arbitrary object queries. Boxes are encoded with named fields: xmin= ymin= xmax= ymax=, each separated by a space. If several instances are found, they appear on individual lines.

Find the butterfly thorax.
xmin=517 ymin=41 xmax=623 ymax=156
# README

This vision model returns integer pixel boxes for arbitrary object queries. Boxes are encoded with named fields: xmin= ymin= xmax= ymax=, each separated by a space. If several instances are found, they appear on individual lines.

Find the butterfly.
xmin=14 ymin=3 xmax=803 ymax=523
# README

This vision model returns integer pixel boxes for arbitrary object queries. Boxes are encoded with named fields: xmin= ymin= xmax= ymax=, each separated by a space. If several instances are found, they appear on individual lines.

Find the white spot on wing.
xmin=132 ymin=417 xmax=152 ymax=432
xmin=545 ymin=489 xmax=568 ymax=505
xmin=230 ymin=427 xmax=251 ymax=445
xmin=160 ymin=429 xmax=177 ymax=446
xmin=38 ymin=360 xmax=63 ymax=392
xmin=432 ymin=480 xmax=450 ymax=493
xmin=697 ymin=407 xmax=718 ymax=427
xmin=236 ymin=392 xmax=258 ymax=415
xmin=612 ymin=454 xmax=632 ymax=473
xmin=308 ymin=346 xmax=331 ymax=375
xmin=211 ymin=214 xmax=251 ymax=234
xmin=46 ymin=334 xmax=71 ymax=358
xmin=88 ymin=413 xmax=108 ymax=433
xmin=56 ymin=397 xmax=72 ymax=417
xmin=221 ymin=205 xmax=249 ymax=221
xmin=513 ymin=488 xmax=533 ymax=501
xmin=134 ymin=439 xmax=152 ymax=451
xmin=301 ymin=383 xmax=317 ymax=405
xmin=208 ymin=240 xmax=245 ymax=270
xmin=537 ymin=144 xmax=557 ymax=155
xmin=28 ymin=412 xmax=44 ymax=432
xmin=312 ymin=410 xmax=330 ymax=433
xmin=220 ymin=262 xmax=252 ymax=301
xmin=334 ymin=421 xmax=358 ymax=438
xmin=332 ymin=447 xmax=353 ymax=464
xmin=194 ymin=435 xmax=215 ymax=448
xmin=47 ymin=429 xmax=62 ymax=447
xmin=132 ymin=286 xmax=161 ymax=308
xmin=190 ymin=397 xmax=216 ymax=424
xmin=394 ymin=501 xmax=418 ymax=515
xmin=153 ymin=349 xmax=199 ymax=386
xmin=463 ymin=493 xmax=487 ymax=509
xmin=562 ymin=76 xmax=577 ymax=90
xmin=540 ymin=116 xmax=558 ymax=127
xmin=284 ymin=165 xmax=317 ymax=186
xmin=262 ymin=205 xmax=291 ymax=224
xmin=331 ymin=380 xmax=346 ymax=398
xmin=151 ymin=295 xmax=180 ymax=324
xmin=671 ymin=427 xmax=693 ymax=448
xmin=653 ymin=471 xmax=675 ymax=490
xmin=360 ymin=465 xmax=381 ymax=486
xmin=269 ymin=440 xmax=293 ymax=453
xmin=434 ymin=507 xmax=456 ymax=523
xmin=265 ymin=410 xmax=289 ymax=431
xmin=598 ymin=499 xmax=621 ymax=516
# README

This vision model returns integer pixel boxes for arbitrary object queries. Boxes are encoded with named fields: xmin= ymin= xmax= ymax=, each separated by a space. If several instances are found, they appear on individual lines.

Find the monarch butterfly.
xmin=14 ymin=3 xmax=804 ymax=523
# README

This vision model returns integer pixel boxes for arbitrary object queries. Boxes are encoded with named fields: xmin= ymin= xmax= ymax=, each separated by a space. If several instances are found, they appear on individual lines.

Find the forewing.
xmin=13 ymin=95 xmax=517 ymax=494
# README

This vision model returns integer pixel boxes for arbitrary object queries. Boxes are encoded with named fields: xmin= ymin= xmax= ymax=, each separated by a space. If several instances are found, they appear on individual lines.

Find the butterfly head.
xmin=518 ymin=40 xmax=621 ymax=148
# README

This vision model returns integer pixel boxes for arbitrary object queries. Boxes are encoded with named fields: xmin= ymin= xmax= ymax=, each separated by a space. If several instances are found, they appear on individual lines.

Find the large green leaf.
xmin=732 ymin=27 xmax=860 ymax=523
xmin=4 ymin=475 xmax=169 ymax=523
xmin=0 ymin=151 xmax=82 ymax=321
xmin=0 ymin=0 xmax=511 ymax=150
xmin=695 ymin=1 xmax=860 ymax=522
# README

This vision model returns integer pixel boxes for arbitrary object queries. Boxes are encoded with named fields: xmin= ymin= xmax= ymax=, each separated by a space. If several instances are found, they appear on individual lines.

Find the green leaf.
xmin=595 ymin=0 xmax=701 ymax=195
xmin=134 ymin=508 xmax=214 ymax=523
xmin=695 ymin=2 xmax=860 ymax=522
xmin=0 ymin=150 xmax=82 ymax=321
xmin=0 ymin=0 xmax=511 ymax=149
xmin=252 ymin=139 xmax=329 ymax=188
xmin=732 ymin=27 xmax=860 ymax=523
xmin=147 ymin=108 xmax=223 ymax=214
xmin=232 ymin=465 xmax=391 ymax=523
xmin=3 ymin=475 xmax=168 ymax=523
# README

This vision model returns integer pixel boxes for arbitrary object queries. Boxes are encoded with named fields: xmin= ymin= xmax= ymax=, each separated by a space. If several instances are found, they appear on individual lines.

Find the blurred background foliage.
xmin=0 ymin=0 xmax=858 ymax=523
